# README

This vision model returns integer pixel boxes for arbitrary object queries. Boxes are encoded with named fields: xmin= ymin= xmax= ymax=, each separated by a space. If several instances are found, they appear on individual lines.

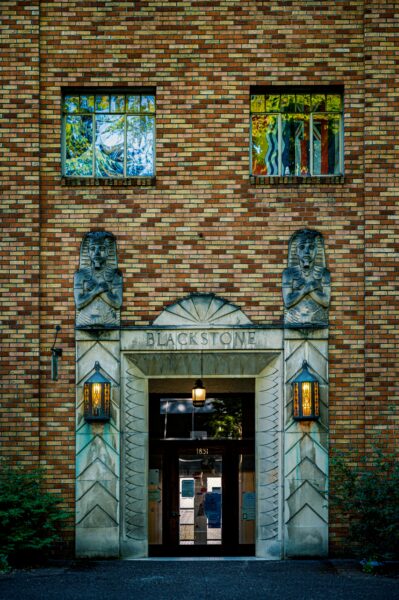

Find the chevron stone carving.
xmin=256 ymin=355 xmax=283 ymax=559
xmin=121 ymin=359 xmax=148 ymax=558
xmin=75 ymin=332 xmax=120 ymax=557
xmin=284 ymin=329 xmax=329 ymax=557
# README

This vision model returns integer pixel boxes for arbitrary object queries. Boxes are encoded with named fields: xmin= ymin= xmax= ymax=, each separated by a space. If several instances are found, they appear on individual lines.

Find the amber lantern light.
xmin=192 ymin=352 xmax=206 ymax=408
xmin=192 ymin=379 xmax=207 ymax=408
xmin=84 ymin=362 xmax=111 ymax=422
xmin=292 ymin=360 xmax=320 ymax=421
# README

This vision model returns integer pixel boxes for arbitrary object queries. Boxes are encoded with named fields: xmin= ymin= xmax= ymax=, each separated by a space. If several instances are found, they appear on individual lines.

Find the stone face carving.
xmin=74 ymin=231 xmax=123 ymax=327
xmin=282 ymin=229 xmax=330 ymax=327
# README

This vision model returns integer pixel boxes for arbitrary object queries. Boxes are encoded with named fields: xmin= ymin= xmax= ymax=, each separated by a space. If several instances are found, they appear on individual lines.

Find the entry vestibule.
xmin=121 ymin=348 xmax=283 ymax=560
xmin=75 ymin=294 xmax=329 ymax=560
xmin=148 ymin=380 xmax=256 ymax=556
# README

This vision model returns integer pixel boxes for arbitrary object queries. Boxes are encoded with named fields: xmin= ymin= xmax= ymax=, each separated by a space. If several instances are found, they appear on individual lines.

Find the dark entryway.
xmin=148 ymin=391 xmax=255 ymax=557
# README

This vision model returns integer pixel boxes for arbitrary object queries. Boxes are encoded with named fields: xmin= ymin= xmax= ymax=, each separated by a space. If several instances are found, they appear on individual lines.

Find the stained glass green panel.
xmin=95 ymin=115 xmax=124 ymax=177
xmin=95 ymin=95 xmax=110 ymax=113
xmin=126 ymin=115 xmax=155 ymax=176
xmin=295 ymin=94 xmax=311 ymax=114
xmin=281 ymin=94 xmax=295 ymax=113
xmin=64 ymin=115 xmax=93 ymax=176
xmin=64 ymin=96 xmax=79 ymax=113
xmin=251 ymin=114 xmax=279 ymax=176
xmin=265 ymin=95 xmax=280 ymax=112
xmin=80 ymin=95 xmax=95 ymax=113
xmin=281 ymin=114 xmax=310 ymax=176
xmin=110 ymin=95 xmax=125 ymax=113
xmin=250 ymin=95 xmax=265 ymax=113
xmin=326 ymin=94 xmax=342 ymax=113
xmin=127 ymin=95 xmax=141 ymax=113
xmin=311 ymin=94 xmax=326 ymax=112
xmin=141 ymin=95 xmax=156 ymax=113
xmin=312 ymin=114 xmax=341 ymax=175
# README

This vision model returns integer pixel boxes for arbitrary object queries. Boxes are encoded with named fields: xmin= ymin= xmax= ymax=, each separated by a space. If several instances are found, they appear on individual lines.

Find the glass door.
xmin=148 ymin=393 xmax=255 ymax=556
xmin=178 ymin=452 xmax=223 ymax=546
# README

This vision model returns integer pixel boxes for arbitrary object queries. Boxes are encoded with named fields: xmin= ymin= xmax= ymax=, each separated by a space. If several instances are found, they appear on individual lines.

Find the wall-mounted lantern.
xmin=84 ymin=362 xmax=111 ymax=422
xmin=292 ymin=360 xmax=320 ymax=421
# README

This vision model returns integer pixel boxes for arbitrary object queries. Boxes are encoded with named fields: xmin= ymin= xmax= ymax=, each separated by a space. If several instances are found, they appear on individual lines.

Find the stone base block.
xmin=76 ymin=527 xmax=119 ymax=558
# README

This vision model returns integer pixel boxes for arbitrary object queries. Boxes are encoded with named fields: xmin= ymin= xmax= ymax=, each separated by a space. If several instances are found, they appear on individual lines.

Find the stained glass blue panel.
xmin=251 ymin=114 xmax=279 ymax=176
xmin=95 ymin=95 xmax=110 ymax=113
xmin=110 ymin=95 xmax=125 ymax=113
xmin=126 ymin=115 xmax=155 ymax=176
xmin=141 ymin=95 xmax=156 ymax=113
xmin=64 ymin=115 xmax=93 ymax=176
xmin=312 ymin=115 xmax=341 ymax=175
xmin=127 ymin=95 xmax=141 ymax=113
xmin=281 ymin=115 xmax=310 ymax=176
xmin=95 ymin=115 xmax=124 ymax=177
xmin=64 ymin=96 xmax=79 ymax=113
xmin=80 ymin=95 xmax=95 ymax=113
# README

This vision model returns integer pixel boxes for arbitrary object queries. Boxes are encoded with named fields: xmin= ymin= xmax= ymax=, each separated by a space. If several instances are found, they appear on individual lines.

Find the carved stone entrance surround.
xmin=75 ymin=294 xmax=329 ymax=559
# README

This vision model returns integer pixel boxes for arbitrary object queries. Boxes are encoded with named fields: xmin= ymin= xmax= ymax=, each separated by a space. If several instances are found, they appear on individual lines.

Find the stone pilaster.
xmin=120 ymin=357 xmax=148 ymax=558
xmin=255 ymin=354 xmax=283 ymax=559
xmin=75 ymin=329 xmax=121 ymax=557
xmin=283 ymin=328 xmax=329 ymax=557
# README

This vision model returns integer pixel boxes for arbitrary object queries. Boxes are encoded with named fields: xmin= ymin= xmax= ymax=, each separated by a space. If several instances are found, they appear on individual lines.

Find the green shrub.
xmin=0 ymin=464 xmax=69 ymax=568
xmin=331 ymin=450 xmax=399 ymax=561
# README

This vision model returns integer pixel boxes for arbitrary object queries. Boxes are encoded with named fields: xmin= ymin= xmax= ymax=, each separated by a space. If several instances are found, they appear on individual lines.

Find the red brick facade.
xmin=1 ymin=1 xmax=398 ymax=555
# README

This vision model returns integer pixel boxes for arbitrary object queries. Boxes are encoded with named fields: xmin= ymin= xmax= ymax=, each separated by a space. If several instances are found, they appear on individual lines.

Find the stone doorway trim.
xmin=75 ymin=294 xmax=328 ymax=559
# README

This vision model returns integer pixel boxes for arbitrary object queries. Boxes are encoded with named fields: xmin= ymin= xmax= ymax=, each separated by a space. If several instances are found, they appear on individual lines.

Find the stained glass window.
xmin=250 ymin=90 xmax=343 ymax=177
xmin=62 ymin=91 xmax=155 ymax=178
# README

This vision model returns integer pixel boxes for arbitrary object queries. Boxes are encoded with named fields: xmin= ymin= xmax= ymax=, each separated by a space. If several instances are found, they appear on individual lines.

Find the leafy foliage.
xmin=0 ymin=465 xmax=69 ymax=568
xmin=208 ymin=397 xmax=243 ymax=439
xmin=331 ymin=450 xmax=399 ymax=560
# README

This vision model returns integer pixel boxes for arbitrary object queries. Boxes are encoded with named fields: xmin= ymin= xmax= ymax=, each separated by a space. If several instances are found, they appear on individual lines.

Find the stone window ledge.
xmin=250 ymin=175 xmax=345 ymax=186
xmin=61 ymin=177 xmax=156 ymax=187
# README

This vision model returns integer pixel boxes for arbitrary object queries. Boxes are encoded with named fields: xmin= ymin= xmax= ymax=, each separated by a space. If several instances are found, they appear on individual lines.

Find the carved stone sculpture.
xmin=74 ymin=231 xmax=123 ymax=327
xmin=282 ymin=229 xmax=330 ymax=327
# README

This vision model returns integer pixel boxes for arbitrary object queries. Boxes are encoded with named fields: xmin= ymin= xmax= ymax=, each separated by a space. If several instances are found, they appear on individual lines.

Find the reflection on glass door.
xmin=179 ymin=454 xmax=222 ymax=546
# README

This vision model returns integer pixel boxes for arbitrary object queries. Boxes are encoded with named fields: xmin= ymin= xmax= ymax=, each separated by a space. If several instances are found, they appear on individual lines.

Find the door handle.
xmin=170 ymin=512 xmax=179 ymax=518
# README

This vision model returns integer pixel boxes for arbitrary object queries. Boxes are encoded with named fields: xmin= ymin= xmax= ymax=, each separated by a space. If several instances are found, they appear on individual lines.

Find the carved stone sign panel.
xmin=121 ymin=328 xmax=282 ymax=351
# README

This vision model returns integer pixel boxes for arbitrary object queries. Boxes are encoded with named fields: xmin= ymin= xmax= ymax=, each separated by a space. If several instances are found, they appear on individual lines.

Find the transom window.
xmin=62 ymin=91 xmax=155 ymax=178
xmin=250 ymin=89 xmax=343 ymax=177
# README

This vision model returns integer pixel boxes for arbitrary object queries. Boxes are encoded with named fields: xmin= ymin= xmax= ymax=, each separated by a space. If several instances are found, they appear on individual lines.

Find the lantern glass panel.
xmin=301 ymin=381 xmax=312 ymax=417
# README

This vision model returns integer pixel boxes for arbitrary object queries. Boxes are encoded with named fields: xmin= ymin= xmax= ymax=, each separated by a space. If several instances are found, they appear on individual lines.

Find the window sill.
xmin=61 ymin=176 xmax=156 ymax=187
xmin=250 ymin=175 xmax=345 ymax=186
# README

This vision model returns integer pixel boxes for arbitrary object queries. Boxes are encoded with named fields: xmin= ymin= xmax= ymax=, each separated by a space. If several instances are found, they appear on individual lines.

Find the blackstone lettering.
xmin=177 ymin=332 xmax=188 ymax=345
xmin=143 ymin=330 xmax=258 ymax=349
xmin=220 ymin=332 xmax=232 ymax=345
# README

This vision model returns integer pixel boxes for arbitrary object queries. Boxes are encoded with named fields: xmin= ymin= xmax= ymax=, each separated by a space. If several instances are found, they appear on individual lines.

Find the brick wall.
xmin=0 ymin=1 xmax=41 ymax=466
xmin=364 ymin=4 xmax=399 ymax=455
xmin=1 ymin=0 xmax=397 ymax=554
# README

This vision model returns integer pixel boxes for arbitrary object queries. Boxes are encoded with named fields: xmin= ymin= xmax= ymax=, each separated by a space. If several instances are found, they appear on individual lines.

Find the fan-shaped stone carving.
xmin=152 ymin=293 xmax=253 ymax=327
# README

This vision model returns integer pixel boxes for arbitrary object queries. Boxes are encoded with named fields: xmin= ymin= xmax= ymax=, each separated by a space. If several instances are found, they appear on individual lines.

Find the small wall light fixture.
xmin=84 ymin=362 xmax=111 ymax=422
xmin=292 ymin=360 xmax=320 ymax=421
xmin=51 ymin=325 xmax=63 ymax=381
xmin=192 ymin=352 xmax=206 ymax=408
